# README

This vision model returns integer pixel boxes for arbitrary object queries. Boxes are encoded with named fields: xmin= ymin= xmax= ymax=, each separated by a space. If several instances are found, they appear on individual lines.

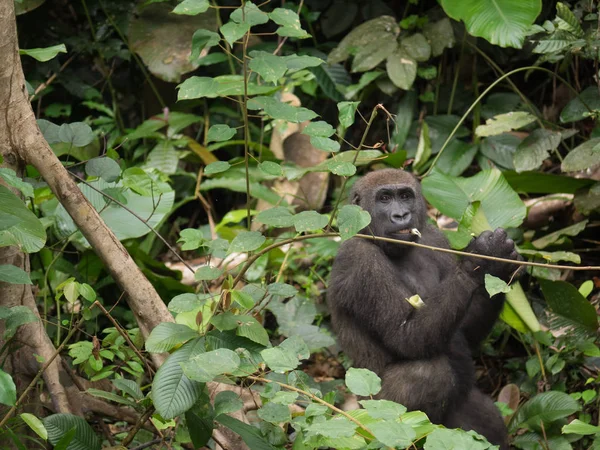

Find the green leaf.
xmin=151 ymin=338 xmax=204 ymax=419
xmin=181 ymin=349 xmax=240 ymax=382
xmin=560 ymin=86 xmax=600 ymax=122
xmin=359 ymin=399 xmax=406 ymax=420
xmin=216 ymin=414 xmax=278 ymax=450
xmin=424 ymin=428 xmax=491 ymax=449
xmin=190 ymin=29 xmax=220 ymax=61
xmin=484 ymin=274 xmax=511 ymax=297
xmin=422 ymin=169 xmax=526 ymax=230
xmin=423 ymin=18 xmax=456 ymax=57
xmin=228 ymin=231 xmax=266 ymax=253
xmin=540 ymin=280 xmax=598 ymax=333
xmin=111 ymin=379 xmax=143 ymax=400
xmin=413 ymin=121 xmax=432 ymax=172
xmin=247 ymin=96 xmax=318 ymax=123
xmin=337 ymin=205 xmax=371 ymax=240
xmin=172 ymin=0 xmax=209 ymax=15
xmin=20 ymin=44 xmax=67 ymax=62
xmin=269 ymin=8 xmax=310 ymax=38
xmin=257 ymin=402 xmax=291 ymax=424
xmin=255 ymin=207 xmax=295 ymax=228
xmin=58 ymin=122 xmax=94 ymax=147
xmin=327 ymin=160 xmax=356 ymax=176
xmin=562 ymin=419 xmax=600 ymax=436
xmin=532 ymin=220 xmax=587 ymax=249
xmin=440 ymin=0 xmax=542 ymax=48
xmin=258 ymin=161 xmax=283 ymax=177
xmin=282 ymin=54 xmax=324 ymax=71
xmin=556 ymin=2 xmax=584 ymax=37
xmin=345 ymin=368 xmax=381 ymax=396
xmin=230 ymin=3 xmax=269 ymax=26
xmin=303 ymin=121 xmax=335 ymax=138
xmin=475 ymin=112 xmax=536 ymax=137
xmin=292 ymin=210 xmax=328 ymax=232
xmin=20 ymin=413 xmax=48 ymax=440
xmin=249 ymin=51 xmax=287 ymax=83
xmin=310 ymin=136 xmax=340 ymax=152
xmin=328 ymin=16 xmax=399 ymax=67
xmin=207 ymin=124 xmax=236 ymax=143
xmin=178 ymin=228 xmax=205 ymax=251
xmin=236 ymin=316 xmax=269 ymax=346
xmin=518 ymin=248 xmax=580 ymax=264
xmin=85 ymin=157 xmax=121 ymax=182
xmin=220 ymin=21 xmax=250 ymax=46
xmin=504 ymin=171 xmax=593 ymax=194
xmin=511 ymin=391 xmax=580 ymax=432
xmin=386 ymin=49 xmax=417 ymax=90
xmin=267 ymin=282 xmax=298 ymax=298
xmin=231 ymin=290 xmax=255 ymax=309
xmin=261 ymin=336 xmax=309 ymax=373
xmin=337 ymin=101 xmax=360 ymax=128
xmin=214 ymin=391 xmax=244 ymax=417
xmin=0 ymin=369 xmax=16 ymax=406
xmin=195 ymin=265 xmax=223 ymax=281
xmin=400 ymin=33 xmax=431 ymax=62
xmin=0 ymin=168 xmax=34 ymax=198
xmin=205 ymin=161 xmax=231 ymax=175
xmin=210 ymin=312 xmax=239 ymax=331
xmin=145 ymin=323 xmax=199 ymax=353
xmin=513 ymin=129 xmax=562 ymax=173
xmin=370 ymin=420 xmax=416 ymax=448
xmin=185 ymin=410 xmax=214 ymax=449
xmin=0 ymin=185 xmax=46 ymax=253
xmin=0 ymin=265 xmax=32 ymax=285
xmin=43 ymin=414 xmax=101 ymax=450
xmin=561 ymin=138 xmax=600 ymax=172
xmin=306 ymin=416 xmax=357 ymax=439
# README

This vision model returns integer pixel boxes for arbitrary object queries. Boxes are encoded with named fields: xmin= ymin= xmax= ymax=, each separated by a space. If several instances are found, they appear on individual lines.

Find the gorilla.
xmin=328 ymin=169 xmax=520 ymax=449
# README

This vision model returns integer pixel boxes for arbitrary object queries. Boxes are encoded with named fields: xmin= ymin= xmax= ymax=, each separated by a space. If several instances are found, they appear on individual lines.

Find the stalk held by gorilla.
xmin=328 ymin=169 xmax=521 ymax=449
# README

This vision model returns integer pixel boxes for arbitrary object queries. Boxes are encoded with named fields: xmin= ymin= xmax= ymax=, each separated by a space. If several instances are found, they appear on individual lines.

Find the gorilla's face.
xmin=369 ymin=184 xmax=421 ymax=242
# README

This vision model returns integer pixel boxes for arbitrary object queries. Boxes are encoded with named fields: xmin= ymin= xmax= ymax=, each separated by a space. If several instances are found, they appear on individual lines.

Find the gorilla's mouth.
xmin=391 ymin=228 xmax=421 ymax=238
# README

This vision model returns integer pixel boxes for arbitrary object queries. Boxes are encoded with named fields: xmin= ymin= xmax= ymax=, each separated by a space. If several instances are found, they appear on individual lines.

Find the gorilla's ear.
xmin=350 ymin=191 xmax=360 ymax=205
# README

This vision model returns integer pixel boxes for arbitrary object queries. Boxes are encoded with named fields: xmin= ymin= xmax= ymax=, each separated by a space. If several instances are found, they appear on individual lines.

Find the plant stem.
xmin=326 ymin=105 xmax=380 ymax=229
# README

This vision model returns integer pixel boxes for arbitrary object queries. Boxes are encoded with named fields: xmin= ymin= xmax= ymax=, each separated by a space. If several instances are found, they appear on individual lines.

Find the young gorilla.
xmin=328 ymin=169 xmax=520 ymax=449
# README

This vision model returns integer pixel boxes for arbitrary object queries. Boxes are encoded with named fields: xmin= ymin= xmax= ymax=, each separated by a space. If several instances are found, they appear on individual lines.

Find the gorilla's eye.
xmin=379 ymin=194 xmax=392 ymax=203
xmin=400 ymin=192 xmax=411 ymax=200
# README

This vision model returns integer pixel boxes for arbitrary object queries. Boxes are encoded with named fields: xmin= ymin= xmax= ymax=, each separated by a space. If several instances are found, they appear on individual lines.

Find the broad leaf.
xmin=440 ymin=0 xmax=542 ymax=48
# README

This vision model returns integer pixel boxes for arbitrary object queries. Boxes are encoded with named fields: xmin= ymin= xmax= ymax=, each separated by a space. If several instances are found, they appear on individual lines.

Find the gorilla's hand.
xmin=461 ymin=228 xmax=521 ymax=282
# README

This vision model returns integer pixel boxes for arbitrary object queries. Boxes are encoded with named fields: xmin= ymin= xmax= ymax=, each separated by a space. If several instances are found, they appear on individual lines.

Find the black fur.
xmin=328 ymin=169 xmax=520 ymax=449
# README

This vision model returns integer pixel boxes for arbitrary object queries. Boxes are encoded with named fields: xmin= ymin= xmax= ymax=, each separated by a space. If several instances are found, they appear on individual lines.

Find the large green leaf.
xmin=43 ymin=414 xmax=101 ymax=450
xmin=151 ymin=338 xmax=205 ymax=419
xmin=440 ymin=0 xmax=542 ymax=48
xmin=145 ymin=323 xmax=199 ymax=353
xmin=422 ymin=168 xmax=526 ymax=229
xmin=216 ymin=415 xmax=278 ymax=450
xmin=328 ymin=16 xmax=400 ymax=71
xmin=129 ymin=3 xmax=218 ymax=82
xmin=51 ymin=178 xmax=174 ymax=247
xmin=510 ymin=391 xmax=580 ymax=433
xmin=561 ymin=138 xmax=600 ymax=172
xmin=0 ymin=185 xmax=46 ymax=253
xmin=540 ymin=280 xmax=598 ymax=334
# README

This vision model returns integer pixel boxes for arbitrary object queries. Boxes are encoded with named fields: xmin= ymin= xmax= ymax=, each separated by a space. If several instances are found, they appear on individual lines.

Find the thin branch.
xmin=245 ymin=375 xmax=375 ymax=438
xmin=69 ymin=172 xmax=195 ymax=274
xmin=231 ymin=232 xmax=600 ymax=288
xmin=0 ymin=316 xmax=85 ymax=427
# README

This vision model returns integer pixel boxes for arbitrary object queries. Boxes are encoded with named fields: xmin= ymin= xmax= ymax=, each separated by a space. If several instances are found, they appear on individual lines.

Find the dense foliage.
xmin=1 ymin=0 xmax=600 ymax=449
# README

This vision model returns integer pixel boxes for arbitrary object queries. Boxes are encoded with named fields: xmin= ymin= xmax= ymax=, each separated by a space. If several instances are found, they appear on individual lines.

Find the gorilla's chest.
xmin=392 ymin=253 xmax=450 ymax=296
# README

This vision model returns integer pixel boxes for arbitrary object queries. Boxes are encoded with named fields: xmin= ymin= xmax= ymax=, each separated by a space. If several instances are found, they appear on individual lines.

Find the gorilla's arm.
xmin=457 ymin=229 xmax=521 ymax=350
xmin=460 ymin=288 xmax=504 ymax=350
xmin=328 ymin=238 xmax=479 ymax=360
